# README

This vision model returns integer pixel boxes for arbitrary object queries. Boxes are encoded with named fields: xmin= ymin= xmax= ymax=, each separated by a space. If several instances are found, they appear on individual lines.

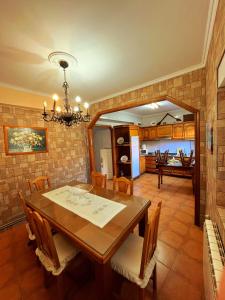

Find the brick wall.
xmin=205 ymin=0 xmax=225 ymax=244
xmin=90 ymin=68 xmax=206 ymax=223
xmin=0 ymin=103 xmax=89 ymax=227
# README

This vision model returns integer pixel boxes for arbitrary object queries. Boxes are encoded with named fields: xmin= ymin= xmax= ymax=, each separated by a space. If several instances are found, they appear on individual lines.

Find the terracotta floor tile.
xmin=155 ymin=261 xmax=170 ymax=290
xmin=0 ymin=230 xmax=13 ymax=250
xmin=188 ymin=226 xmax=203 ymax=243
xmin=174 ymin=211 xmax=193 ymax=224
xmin=159 ymin=271 xmax=202 ymax=300
xmin=157 ymin=240 xmax=178 ymax=268
xmin=172 ymin=253 xmax=203 ymax=287
xmin=0 ymin=281 xmax=21 ymax=300
xmin=0 ymin=246 xmax=13 ymax=267
xmin=182 ymin=240 xmax=203 ymax=262
xmin=0 ymin=262 xmax=17 ymax=288
xmin=19 ymin=266 xmax=44 ymax=296
xmin=169 ymin=220 xmax=189 ymax=236
xmin=159 ymin=230 xmax=184 ymax=249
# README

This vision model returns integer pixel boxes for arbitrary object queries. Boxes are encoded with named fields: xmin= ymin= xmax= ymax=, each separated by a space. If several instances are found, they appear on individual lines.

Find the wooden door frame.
xmin=87 ymin=95 xmax=201 ymax=226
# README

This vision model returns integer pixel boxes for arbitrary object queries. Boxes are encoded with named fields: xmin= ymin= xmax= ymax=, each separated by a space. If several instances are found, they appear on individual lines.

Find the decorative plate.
xmin=120 ymin=155 xmax=128 ymax=163
xmin=117 ymin=137 xmax=124 ymax=144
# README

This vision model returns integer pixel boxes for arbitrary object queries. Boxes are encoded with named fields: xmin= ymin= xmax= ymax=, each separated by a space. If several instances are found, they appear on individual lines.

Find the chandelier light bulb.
xmin=74 ymin=106 xmax=79 ymax=112
xmin=52 ymin=94 xmax=59 ymax=101
xmin=43 ymin=101 xmax=47 ymax=108
xmin=84 ymin=102 xmax=89 ymax=109
xmin=56 ymin=106 xmax=61 ymax=113
xmin=75 ymin=96 xmax=82 ymax=103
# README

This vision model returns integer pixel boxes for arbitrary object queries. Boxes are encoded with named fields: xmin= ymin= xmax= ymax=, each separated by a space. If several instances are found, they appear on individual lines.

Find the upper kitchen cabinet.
xmin=141 ymin=126 xmax=157 ymax=141
xmin=157 ymin=124 xmax=172 ymax=138
xmin=184 ymin=122 xmax=195 ymax=140
xmin=148 ymin=126 xmax=157 ymax=140
xmin=172 ymin=123 xmax=184 ymax=139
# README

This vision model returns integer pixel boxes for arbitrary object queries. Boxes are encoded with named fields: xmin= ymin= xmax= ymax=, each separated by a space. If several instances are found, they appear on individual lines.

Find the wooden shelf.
xmin=117 ymin=161 xmax=131 ymax=164
xmin=116 ymin=143 xmax=130 ymax=147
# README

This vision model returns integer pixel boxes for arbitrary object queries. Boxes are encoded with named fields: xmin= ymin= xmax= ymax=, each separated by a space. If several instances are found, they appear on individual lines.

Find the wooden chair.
xmin=111 ymin=201 xmax=162 ymax=300
xmin=155 ymin=150 xmax=169 ymax=165
xmin=179 ymin=150 xmax=194 ymax=167
xmin=113 ymin=176 xmax=133 ymax=196
xmin=28 ymin=208 xmax=80 ymax=299
xmin=27 ymin=175 xmax=51 ymax=193
xmin=91 ymin=171 xmax=107 ymax=188
xmin=18 ymin=191 xmax=35 ymax=242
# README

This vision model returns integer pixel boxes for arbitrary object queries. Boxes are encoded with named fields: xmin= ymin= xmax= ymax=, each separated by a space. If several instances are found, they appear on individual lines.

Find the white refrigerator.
xmin=100 ymin=148 xmax=113 ymax=179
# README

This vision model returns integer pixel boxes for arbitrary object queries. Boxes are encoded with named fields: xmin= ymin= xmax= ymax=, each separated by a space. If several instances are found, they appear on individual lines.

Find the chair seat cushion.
xmin=36 ymin=233 xmax=79 ymax=275
xmin=111 ymin=233 xmax=157 ymax=288
xmin=25 ymin=223 xmax=35 ymax=241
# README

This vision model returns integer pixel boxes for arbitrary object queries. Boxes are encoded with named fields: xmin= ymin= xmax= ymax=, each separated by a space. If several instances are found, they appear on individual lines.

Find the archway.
xmin=87 ymin=95 xmax=200 ymax=225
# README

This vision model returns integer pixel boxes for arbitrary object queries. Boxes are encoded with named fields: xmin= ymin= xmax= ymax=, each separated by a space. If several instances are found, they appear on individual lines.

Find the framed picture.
xmin=3 ymin=126 xmax=48 ymax=155
xmin=206 ymin=123 xmax=213 ymax=154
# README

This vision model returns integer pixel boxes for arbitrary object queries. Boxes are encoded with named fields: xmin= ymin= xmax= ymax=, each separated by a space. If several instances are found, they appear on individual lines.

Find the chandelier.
xmin=42 ymin=56 xmax=91 ymax=127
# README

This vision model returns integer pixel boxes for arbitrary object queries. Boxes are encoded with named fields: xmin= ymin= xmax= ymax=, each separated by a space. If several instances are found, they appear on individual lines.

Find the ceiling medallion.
xmin=42 ymin=52 xmax=90 ymax=127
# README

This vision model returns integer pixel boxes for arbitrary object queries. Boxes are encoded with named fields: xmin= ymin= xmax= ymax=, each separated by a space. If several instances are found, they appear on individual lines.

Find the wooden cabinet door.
xmin=148 ymin=127 xmax=157 ymax=140
xmin=172 ymin=124 xmax=184 ymax=139
xmin=143 ymin=128 xmax=149 ymax=140
xmin=139 ymin=128 xmax=144 ymax=141
xmin=140 ymin=156 xmax=146 ymax=174
xmin=184 ymin=122 xmax=195 ymax=140
xmin=157 ymin=125 xmax=172 ymax=138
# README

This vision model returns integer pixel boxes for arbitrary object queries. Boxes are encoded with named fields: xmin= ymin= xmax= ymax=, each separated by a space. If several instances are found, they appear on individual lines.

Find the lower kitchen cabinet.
xmin=140 ymin=156 xmax=146 ymax=174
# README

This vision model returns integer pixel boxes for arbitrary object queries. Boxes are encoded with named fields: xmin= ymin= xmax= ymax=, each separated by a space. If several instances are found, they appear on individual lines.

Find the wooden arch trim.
xmin=87 ymin=94 xmax=200 ymax=226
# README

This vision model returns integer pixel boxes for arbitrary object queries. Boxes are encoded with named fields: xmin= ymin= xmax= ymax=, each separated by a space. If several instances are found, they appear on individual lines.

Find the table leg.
xmin=94 ymin=261 xmax=113 ymax=300
xmin=139 ymin=211 xmax=148 ymax=237
xmin=158 ymin=169 xmax=160 ymax=189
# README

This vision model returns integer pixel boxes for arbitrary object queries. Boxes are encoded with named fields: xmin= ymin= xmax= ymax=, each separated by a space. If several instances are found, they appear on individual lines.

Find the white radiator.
xmin=203 ymin=220 xmax=225 ymax=300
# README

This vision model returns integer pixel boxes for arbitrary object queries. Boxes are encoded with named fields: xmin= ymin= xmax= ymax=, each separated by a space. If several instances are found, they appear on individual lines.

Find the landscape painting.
xmin=4 ymin=126 xmax=48 ymax=155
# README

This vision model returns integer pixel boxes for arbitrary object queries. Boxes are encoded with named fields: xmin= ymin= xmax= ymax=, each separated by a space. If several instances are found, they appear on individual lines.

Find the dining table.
xmin=158 ymin=162 xmax=195 ymax=192
xmin=25 ymin=180 xmax=151 ymax=300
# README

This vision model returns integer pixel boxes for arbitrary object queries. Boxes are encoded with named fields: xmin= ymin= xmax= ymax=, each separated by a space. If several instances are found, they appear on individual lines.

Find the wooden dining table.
xmin=25 ymin=180 xmax=151 ymax=300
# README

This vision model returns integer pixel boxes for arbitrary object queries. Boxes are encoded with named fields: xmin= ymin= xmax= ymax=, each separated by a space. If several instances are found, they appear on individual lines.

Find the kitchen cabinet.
xmin=140 ymin=156 xmax=146 ymax=174
xmin=148 ymin=127 xmax=157 ymax=140
xmin=145 ymin=156 xmax=158 ymax=173
xmin=184 ymin=122 xmax=195 ymax=140
xmin=141 ymin=126 xmax=157 ymax=141
xmin=172 ymin=124 xmax=184 ymax=139
xmin=157 ymin=125 xmax=172 ymax=138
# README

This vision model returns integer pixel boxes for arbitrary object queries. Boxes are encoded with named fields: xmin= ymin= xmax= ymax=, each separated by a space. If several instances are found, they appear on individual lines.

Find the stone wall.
xmin=205 ymin=0 xmax=225 ymax=244
xmin=90 ymin=68 xmax=206 ymax=223
xmin=0 ymin=103 xmax=89 ymax=227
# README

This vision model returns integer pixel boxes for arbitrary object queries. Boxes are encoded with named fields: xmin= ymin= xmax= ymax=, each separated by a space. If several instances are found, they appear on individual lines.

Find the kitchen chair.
xmin=27 ymin=175 xmax=51 ymax=193
xmin=111 ymin=201 xmax=162 ymax=300
xmin=18 ymin=191 xmax=35 ymax=243
xmin=28 ymin=208 xmax=80 ymax=299
xmin=113 ymin=176 xmax=133 ymax=196
xmin=179 ymin=150 xmax=194 ymax=167
xmin=91 ymin=171 xmax=107 ymax=188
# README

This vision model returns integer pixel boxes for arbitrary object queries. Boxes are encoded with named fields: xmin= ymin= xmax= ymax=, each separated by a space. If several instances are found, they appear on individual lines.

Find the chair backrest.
xmin=91 ymin=171 xmax=107 ymax=188
xmin=18 ymin=191 xmax=35 ymax=235
xmin=155 ymin=150 xmax=169 ymax=165
xmin=28 ymin=209 xmax=60 ymax=269
xmin=179 ymin=150 xmax=194 ymax=167
xmin=113 ymin=176 xmax=133 ymax=196
xmin=27 ymin=176 xmax=51 ymax=193
xmin=139 ymin=201 xmax=162 ymax=279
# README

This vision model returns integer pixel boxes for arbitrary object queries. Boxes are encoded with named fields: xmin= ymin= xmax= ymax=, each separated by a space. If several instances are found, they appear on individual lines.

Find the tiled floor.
xmin=0 ymin=173 xmax=203 ymax=300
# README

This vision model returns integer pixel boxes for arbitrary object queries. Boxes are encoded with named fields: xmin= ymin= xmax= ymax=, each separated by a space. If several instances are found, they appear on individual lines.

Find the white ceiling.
xmin=125 ymin=100 xmax=189 ymax=116
xmin=0 ymin=0 xmax=210 ymax=103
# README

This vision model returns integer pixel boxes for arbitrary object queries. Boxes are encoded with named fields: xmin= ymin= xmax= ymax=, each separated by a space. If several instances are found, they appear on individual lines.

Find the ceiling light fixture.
xmin=146 ymin=103 xmax=159 ymax=110
xmin=42 ymin=52 xmax=90 ymax=127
